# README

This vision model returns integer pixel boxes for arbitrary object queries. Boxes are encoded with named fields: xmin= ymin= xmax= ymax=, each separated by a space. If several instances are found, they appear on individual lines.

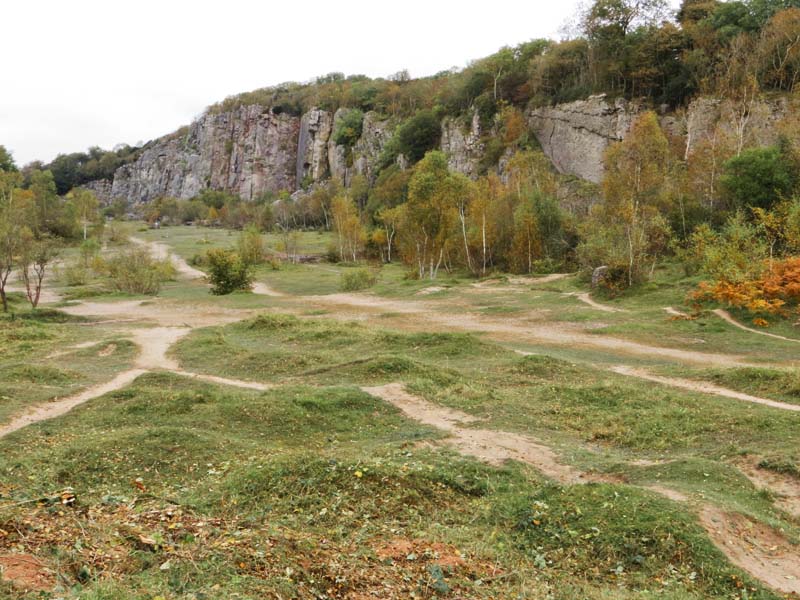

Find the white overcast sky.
xmin=2 ymin=0 xmax=679 ymax=166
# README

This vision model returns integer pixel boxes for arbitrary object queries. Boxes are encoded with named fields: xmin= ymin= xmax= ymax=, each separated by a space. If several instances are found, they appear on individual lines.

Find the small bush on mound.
xmin=341 ymin=268 xmax=378 ymax=291
xmin=63 ymin=262 xmax=89 ymax=286
xmin=247 ymin=314 xmax=299 ymax=330
xmin=104 ymin=248 xmax=176 ymax=295
xmin=206 ymin=248 xmax=253 ymax=295
xmin=758 ymin=455 xmax=800 ymax=479
xmin=236 ymin=225 xmax=266 ymax=266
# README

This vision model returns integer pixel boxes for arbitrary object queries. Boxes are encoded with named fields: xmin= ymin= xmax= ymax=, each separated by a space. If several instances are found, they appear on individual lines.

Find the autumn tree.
xmin=400 ymin=151 xmax=469 ymax=279
xmin=510 ymin=198 xmax=542 ymax=274
xmin=67 ymin=188 xmax=100 ymax=240
xmin=375 ymin=205 xmax=403 ymax=263
xmin=331 ymin=193 xmax=366 ymax=262
xmin=756 ymin=8 xmax=800 ymax=91
xmin=18 ymin=233 xmax=59 ymax=309
xmin=581 ymin=111 xmax=673 ymax=287
xmin=0 ymin=194 xmax=32 ymax=311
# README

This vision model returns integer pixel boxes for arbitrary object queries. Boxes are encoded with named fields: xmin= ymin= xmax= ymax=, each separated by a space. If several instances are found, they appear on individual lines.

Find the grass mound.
xmin=0 ymin=364 xmax=81 ymax=384
xmin=511 ymin=354 xmax=581 ymax=378
xmin=510 ymin=484 xmax=768 ymax=597
xmin=704 ymin=367 xmax=800 ymax=403
xmin=758 ymin=455 xmax=800 ymax=479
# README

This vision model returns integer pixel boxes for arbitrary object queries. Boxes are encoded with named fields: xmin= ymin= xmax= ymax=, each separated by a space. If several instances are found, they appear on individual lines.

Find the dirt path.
xmin=734 ymin=457 xmax=800 ymax=518
xmin=130 ymin=237 xmax=206 ymax=280
xmin=315 ymin=292 xmax=751 ymax=367
xmin=252 ymin=282 xmax=284 ymax=297
xmin=362 ymin=382 xmax=800 ymax=596
xmin=564 ymin=292 xmax=626 ymax=313
xmin=610 ymin=366 xmax=800 ymax=413
xmin=664 ymin=306 xmax=690 ymax=318
xmin=714 ymin=309 xmax=800 ymax=343
xmin=312 ymin=293 xmax=751 ymax=367
xmin=362 ymin=383 xmax=588 ymax=484
xmin=132 ymin=236 xmax=284 ymax=299
xmin=0 ymin=368 xmax=148 ymax=438
xmin=172 ymin=370 xmax=273 ymax=391
xmin=700 ymin=506 xmax=800 ymax=594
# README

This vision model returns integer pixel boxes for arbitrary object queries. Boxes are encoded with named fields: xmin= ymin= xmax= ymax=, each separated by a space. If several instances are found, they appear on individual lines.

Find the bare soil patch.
xmin=0 ymin=554 xmax=54 ymax=592
xmin=363 ymin=383 xmax=592 ymax=485
xmin=735 ymin=457 xmax=800 ymax=518
xmin=700 ymin=507 xmax=800 ymax=595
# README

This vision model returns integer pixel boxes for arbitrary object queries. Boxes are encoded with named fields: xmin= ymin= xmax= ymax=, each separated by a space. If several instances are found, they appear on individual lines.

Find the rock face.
xmin=89 ymin=93 xmax=791 ymax=205
xmin=349 ymin=111 xmax=394 ymax=182
xmin=94 ymin=105 xmax=398 ymax=205
xmin=528 ymin=95 xmax=642 ymax=184
xmin=441 ymin=110 xmax=484 ymax=178
xmin=107 ymin=106 xmax=299 ymax=204
xmin=528 ymin=94 xmax=789 ymax=184
xmin=683 ymin=96 xmax=788 ymax=156
xmin=80 ymin=179 xmax=113 ymax=204
xmin=297 ymin=109 xmax=333 ymax=187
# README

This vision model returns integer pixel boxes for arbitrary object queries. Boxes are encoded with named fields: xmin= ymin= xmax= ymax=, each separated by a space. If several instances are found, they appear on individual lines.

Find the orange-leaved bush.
xmin=692 ymin=256 xmax=800 ymax=319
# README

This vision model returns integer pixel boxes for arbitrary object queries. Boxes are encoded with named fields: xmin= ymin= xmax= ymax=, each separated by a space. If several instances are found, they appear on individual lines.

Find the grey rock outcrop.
xmin=110 ymin=105 xmax=299 ymax=204
xmin=87 ymin=89 xmax=793 ymax=207
xmin=441 ymin=110 xmax=484 ymax=178
xmin=350 ymin=112 xmax=393 ymax=182
xmin=80 ymin=179 xmax=113 ymax=204
xmin=296 ymin=108 xmax=333 ymax=188
xmin=327 ymin=108 xmax=350 ymax=184
xmin=528 ymin=95 xmax=642 ymax=184
xmin=682 ymin=96 xmax=788 ymax=157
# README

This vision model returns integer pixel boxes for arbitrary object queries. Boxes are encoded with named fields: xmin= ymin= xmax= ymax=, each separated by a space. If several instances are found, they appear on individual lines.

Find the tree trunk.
xmin=459 ymin=207 xmax=474 ymax=274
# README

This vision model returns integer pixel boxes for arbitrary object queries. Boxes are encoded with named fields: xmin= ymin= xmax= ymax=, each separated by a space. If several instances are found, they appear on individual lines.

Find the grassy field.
xmin=1 ymin=222 xmax=799 ymax=599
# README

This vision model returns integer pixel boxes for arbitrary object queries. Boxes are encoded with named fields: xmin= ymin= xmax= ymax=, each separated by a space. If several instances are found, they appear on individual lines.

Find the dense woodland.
xmin=4 ymin=0 xmax=800 ymax=323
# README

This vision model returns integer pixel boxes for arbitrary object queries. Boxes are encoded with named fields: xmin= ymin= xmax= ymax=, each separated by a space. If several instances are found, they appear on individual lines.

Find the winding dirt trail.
xmin=714 ymin=308 xmax=800 ymax=343
xmin=564 ymin=291 xmax=626 ymax=313
xmin=314 ymin=292 xmax=753 ymax=367
xmin=0 ymin=369 xmax=148 ymax=438
xmin=1 ymin=240 xmax=267 ymax=439
xmin=664 ymin=306 xmax=691 ymax=318
xmin=610 ymin=365 xmax=800 ymax=413
xmin=362 ymin=383 xmax=590 ymax=484
xmin=130 ymin=237 xmax=206 ymax=280
xmin=362 ymin=382 xmax=800 ymax=596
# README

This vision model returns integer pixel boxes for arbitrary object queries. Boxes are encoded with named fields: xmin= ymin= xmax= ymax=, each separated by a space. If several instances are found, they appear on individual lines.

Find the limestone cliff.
xmin=527 ymin=95 xmax=642 ymax=184
xmin=87 ymin=93 xmax=790 ymax=205
xmin=107 ymin=106 xmax=299 ymax=204
xmin=526 ymin=94 xmax=788 ymax=184
xmin=441 ymin=110 xmax=485 ymax=178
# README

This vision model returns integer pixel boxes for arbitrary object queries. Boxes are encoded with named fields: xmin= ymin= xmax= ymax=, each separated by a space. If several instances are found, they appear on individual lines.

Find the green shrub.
xmin=340 ymin=268 xmax=378 ymax=291
xmin=63 ymin=262 xmax=89 ymax=286
xmin=332 ymin=109 xmax=364 ymax=147
xmin=379 ymin=110 xmax=441 ymax=167
xmin=206 ymin=248 xmax=253 ymax=295
xmin=104 ymin=248 xmax=176 ymax=295
xmin=236 ymin=224 xmax=265 ymax=266
xmin=106 ymin=223 xmax=128 ymax=244
xmin=721 ymin=146 xmax=795 ymax=210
